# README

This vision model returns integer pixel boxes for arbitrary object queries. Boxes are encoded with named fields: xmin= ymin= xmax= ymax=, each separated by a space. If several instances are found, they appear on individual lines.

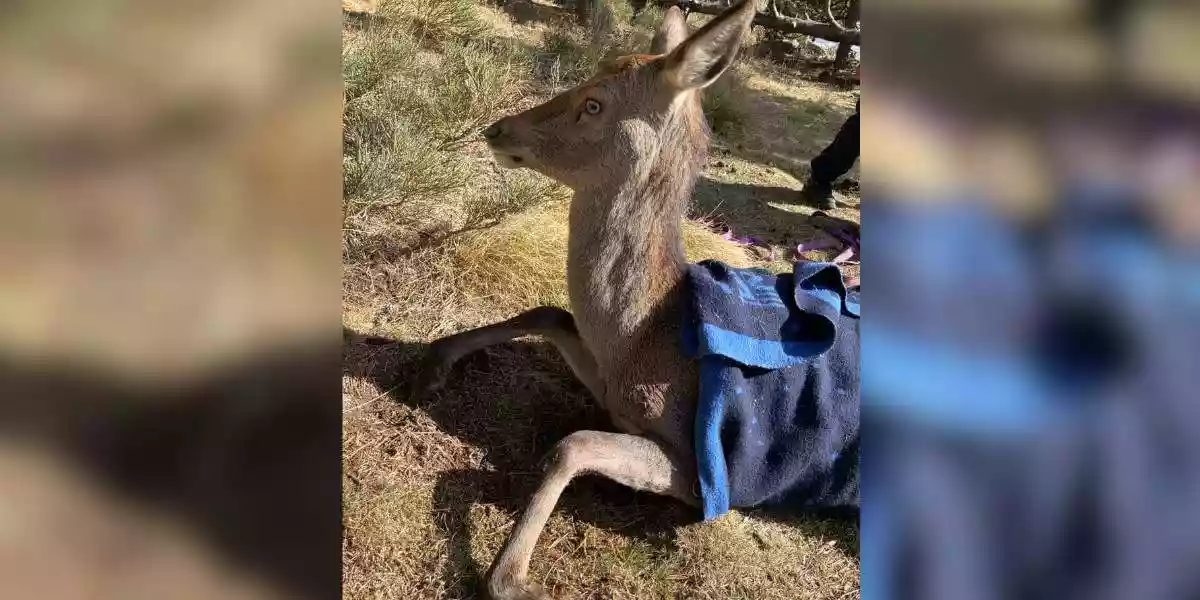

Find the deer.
xmin=417 ymin=2 xmax=853 ymax=598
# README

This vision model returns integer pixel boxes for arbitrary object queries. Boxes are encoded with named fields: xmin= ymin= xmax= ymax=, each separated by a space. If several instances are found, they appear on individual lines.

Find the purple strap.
xmin=795 ymin=231 xmax=841 ymax=253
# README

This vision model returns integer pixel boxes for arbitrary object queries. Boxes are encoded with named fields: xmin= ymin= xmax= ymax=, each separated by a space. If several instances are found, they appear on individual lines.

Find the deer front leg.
xmin=419 ymin=306 xmax=603 ymax=400
xmin=486 ymin=431 xmax=697 ymax=600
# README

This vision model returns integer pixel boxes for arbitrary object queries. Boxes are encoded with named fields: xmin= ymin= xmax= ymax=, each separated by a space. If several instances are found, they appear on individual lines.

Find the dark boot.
xmin=801 ymin=179 xmax=837 ymax=210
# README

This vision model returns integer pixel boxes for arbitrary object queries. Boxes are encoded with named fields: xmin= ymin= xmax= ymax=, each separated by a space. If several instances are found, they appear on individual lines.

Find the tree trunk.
xmin=832 ymin=0 xmax=860 ymax=70
xmin=656 ymin=0 xmax=860 ymax=45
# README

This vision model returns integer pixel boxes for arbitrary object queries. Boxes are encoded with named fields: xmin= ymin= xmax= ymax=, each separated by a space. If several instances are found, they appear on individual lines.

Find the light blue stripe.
xmin=804 ymin=286 xmax=844 ymax=314
xmin=863 ymin=326 xmax=1064 ymax=434
xmin=700 ymin=322 xmax=830 ymax=369
xmin=845 ymin=288 xmax=861 ymax=317
xmin=695 ymin=355 xmax=731 ymax=520
xmin=794 ymin=260 xmax=859 ymax=317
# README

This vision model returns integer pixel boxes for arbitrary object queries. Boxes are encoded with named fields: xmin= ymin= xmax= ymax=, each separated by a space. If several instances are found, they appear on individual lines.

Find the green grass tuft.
xmin=379 ymin=0 xmax=488 ymax=43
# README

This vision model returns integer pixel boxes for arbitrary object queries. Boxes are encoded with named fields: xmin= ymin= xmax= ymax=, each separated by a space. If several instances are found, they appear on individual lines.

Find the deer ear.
xmin=661 ymin=0 xmax=756 ymax=90
xmin=650 ymin=6 xmax=688 ymax=55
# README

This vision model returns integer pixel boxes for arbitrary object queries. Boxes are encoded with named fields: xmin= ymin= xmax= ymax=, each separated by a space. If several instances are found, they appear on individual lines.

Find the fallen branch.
xmin=657 ymin=0 xmax=860 ymax=45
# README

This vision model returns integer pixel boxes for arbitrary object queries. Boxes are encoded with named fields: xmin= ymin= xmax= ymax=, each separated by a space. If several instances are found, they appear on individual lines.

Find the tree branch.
xmin=658 ymin=0 xmax=860 ymax=45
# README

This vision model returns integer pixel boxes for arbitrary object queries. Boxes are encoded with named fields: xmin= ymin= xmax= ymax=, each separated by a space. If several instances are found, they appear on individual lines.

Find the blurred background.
xmin=863 ymin=0 xmax=1200 ymax=599
xmin=0 ymin=0 xmax=342 ymax=598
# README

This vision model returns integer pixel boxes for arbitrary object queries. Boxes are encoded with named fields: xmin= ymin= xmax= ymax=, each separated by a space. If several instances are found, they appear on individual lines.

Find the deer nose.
xmin=482 ymin=123 xmax=502 ymax=140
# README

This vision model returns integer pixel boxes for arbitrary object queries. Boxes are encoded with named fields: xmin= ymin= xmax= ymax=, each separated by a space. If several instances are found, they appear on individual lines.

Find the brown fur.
xmin=424 ymin=3 xmax=758 ymax=598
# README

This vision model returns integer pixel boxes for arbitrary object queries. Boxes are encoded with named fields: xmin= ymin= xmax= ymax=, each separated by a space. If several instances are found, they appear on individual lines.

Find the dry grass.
xmin=342 ymin=0 xmax=860 ymax=597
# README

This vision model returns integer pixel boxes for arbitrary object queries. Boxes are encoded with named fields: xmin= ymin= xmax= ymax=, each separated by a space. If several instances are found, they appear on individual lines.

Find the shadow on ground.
xmin=692 ymin=176 xmax=860 ymax=250
xmin=344 ymin=327 xmax=857 ymax=595
xmin=496 ymin=0 xmax=576 ymax=27
xmin=692 ymin=177 xmax=818 ymax=246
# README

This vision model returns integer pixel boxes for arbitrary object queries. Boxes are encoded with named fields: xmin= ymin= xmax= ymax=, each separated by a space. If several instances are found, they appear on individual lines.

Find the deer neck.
xmin=566 ymin=154 xmax=695 ymax=359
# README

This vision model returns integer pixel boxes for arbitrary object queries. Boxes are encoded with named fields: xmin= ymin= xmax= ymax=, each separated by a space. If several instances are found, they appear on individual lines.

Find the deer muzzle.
xmin=481 ymin=118 xmax=530 ymax=169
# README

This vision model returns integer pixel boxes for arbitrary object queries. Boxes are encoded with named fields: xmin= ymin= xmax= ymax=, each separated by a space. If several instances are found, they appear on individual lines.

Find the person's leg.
xmin=803 ymin=99 xmax=860 ymax=209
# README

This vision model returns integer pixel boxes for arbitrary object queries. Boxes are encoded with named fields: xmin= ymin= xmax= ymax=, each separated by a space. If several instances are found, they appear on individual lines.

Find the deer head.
xmin=481 ymin=0 xmax=757 ymax=193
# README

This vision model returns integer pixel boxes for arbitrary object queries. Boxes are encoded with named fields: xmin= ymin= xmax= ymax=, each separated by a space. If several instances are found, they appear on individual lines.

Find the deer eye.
xmin=584 ymin=99 xmax=602 ymax=115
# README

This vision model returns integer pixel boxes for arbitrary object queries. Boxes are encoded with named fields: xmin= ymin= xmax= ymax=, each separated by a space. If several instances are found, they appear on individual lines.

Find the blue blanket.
xmin=682 ymin=260 xmax=861 ymax=520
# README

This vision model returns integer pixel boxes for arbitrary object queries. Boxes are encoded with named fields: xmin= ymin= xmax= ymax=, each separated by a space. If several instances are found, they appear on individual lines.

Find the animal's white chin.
xmin=493 ymin=152 xmax=527 ymax=169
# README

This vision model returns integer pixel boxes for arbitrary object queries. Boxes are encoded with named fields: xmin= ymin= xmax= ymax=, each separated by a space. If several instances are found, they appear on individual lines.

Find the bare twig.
xmin=655 ymin=0 xmax=859 ymax=44
xmin=825 ymin=0 xmax=847 ymax=32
